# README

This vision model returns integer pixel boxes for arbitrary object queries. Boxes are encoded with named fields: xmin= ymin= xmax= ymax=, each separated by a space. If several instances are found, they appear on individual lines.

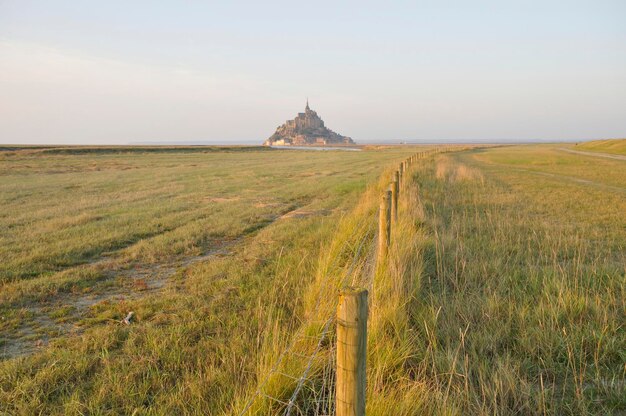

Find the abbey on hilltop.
xmin=263 ymin=100 xmax=355 ymax=146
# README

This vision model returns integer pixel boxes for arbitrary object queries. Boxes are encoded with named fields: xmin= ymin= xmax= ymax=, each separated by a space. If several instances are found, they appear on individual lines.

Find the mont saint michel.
xmin=263 ymin=101 xmax=355 ymax=146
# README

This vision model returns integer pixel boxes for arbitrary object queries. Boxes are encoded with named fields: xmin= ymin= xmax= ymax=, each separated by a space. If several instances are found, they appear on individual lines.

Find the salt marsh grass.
xmin=1 ymin=143 xmax=623 ymax=415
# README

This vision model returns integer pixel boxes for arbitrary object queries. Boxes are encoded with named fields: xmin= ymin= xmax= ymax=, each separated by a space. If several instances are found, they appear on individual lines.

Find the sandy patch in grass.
xmin=254 ymin=201 xmax=282 ymax=208
xmin=280 ymin=208 xmax=332 ymax=219
xmin=204 ymin=196 xmax=240 ymax=203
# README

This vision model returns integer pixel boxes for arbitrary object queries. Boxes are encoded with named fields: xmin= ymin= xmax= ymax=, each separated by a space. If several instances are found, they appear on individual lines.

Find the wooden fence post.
xmin=394 ymin=170 xmax=400 ymax=193
xmin=377 ymin=190 xmax=391 ymax=264
xmin=391 ymin=178 xmax=398 ymax=222
xmin=336 ymin=288 xmax=368 ymax=416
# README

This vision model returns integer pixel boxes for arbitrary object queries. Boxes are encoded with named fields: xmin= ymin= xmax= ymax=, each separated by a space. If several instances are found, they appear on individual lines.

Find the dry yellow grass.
xmin=1 ymin=144 xmax=623 ymax=415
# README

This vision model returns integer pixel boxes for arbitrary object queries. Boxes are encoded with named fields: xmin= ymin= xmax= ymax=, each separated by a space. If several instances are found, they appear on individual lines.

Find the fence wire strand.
xmin=238 ymin=215 xmax=375 ymax=415
xmin=284 ymin=221 xmax=375 ymax=415
xmin=239 ymin=151 xmax=437 ymax=415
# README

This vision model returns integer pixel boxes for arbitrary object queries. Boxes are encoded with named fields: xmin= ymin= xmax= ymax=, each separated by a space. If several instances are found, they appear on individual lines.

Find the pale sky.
xmin=1 ymin=1 xmax=625 ymax=144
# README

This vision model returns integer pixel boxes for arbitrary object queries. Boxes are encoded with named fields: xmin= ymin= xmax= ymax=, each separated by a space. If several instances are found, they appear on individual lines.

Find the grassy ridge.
xmin=231 ymin=154 xmax=439 ymax=415
xmin=576 ymin=138 xmax=626 ymax=156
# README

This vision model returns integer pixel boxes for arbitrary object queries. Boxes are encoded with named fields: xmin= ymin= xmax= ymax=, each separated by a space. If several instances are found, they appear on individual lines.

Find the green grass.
xmin=0 ymin=145 xmax=419 ymax=414
xmin=1 ymin=144 xmax=624 ymax=415
xmin=401 ymin=146 xmax=625 ymax=414
xmin=575 ymin=138 xmax=626 ymax=156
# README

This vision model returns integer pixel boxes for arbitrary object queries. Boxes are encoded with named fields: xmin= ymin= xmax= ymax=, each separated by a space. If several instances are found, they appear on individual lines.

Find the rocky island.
xmin=263 ymin=101 xmax=355 ymax=146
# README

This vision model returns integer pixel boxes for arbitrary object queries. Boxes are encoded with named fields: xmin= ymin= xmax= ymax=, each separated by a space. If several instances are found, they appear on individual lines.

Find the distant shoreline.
xmin=2 ymin=138 xmax=622 ymax=149
xmin=269 ymin=145 xmax=361 ymax=151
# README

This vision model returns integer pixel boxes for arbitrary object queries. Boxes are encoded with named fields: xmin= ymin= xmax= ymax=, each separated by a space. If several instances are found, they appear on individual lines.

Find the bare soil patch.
xmin=0 ymin=241 xmax=236 ymax=360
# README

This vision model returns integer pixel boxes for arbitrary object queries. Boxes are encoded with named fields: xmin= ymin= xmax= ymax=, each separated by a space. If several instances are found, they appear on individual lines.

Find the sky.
xmin=1 ymin=1 xmax=625 ymax=145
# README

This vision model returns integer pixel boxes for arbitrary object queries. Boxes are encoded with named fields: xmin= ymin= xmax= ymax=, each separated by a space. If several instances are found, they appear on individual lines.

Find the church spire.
xmin=305 ymin=98 xmax=310 ymax=111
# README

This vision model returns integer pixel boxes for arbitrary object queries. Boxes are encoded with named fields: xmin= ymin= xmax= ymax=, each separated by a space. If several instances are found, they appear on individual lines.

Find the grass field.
xmin=0 ymin=145 xmax=417 ymax=414
xmin=0 ymin=143 xmax=624 ymax=415
xmin=408 ymin=145 xmax=625 ymax=414
xmin=575 ymin=138 xmax=626 ymax=156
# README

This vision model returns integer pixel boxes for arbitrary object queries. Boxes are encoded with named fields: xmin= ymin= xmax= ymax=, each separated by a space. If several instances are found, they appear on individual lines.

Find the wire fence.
xmin=239 ymin=217 xmax=377 ymax=415
xmin=239 ymin=150 xmax=441 ymax=415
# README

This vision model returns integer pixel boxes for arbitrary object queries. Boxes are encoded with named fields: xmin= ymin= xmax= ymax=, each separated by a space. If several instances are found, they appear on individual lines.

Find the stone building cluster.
xmin=263 ymin=101 xmax=355 ymax=146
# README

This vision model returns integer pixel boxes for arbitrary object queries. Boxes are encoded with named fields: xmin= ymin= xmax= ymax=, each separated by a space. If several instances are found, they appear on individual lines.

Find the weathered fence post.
xmin=391 ymin=178 xmax=399 ymax=222
xmin=336 ymin=287 xmax=368 ymax=416
xmin=377 ymin=190 xmax=391 ymax=263
xmin=394 ymin=170 xmax=400 ymax=192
